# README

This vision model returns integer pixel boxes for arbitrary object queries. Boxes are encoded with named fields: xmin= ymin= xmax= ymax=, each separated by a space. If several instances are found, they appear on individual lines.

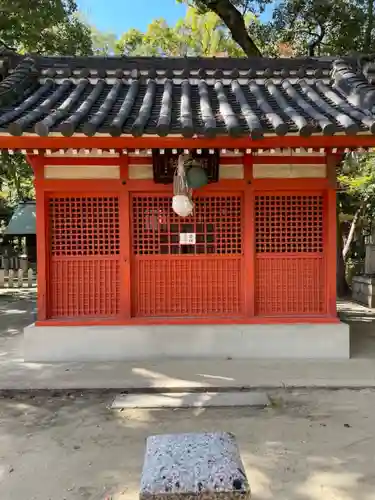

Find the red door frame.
xmin=129 ymin=189 xmax=246 ymax=319
xmin=28 ymin=153 xmax=339 ymax=326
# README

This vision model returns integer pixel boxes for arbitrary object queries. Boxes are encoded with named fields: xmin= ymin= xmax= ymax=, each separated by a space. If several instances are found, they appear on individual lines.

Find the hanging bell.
xmin=186 ymin=164 xmax=208 ymax=189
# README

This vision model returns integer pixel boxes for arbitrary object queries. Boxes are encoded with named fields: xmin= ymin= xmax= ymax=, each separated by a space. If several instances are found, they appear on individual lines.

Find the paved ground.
xmin=0 ymin=389 xmax=375 ymax=500
xmin=1 ymin=292 xmax=375 ymax=499
xmin=2 ymin=291 xmax=375 ymax=389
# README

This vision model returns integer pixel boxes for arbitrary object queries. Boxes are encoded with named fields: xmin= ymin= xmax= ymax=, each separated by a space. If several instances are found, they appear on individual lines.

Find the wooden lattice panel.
xmin=131 ymin=194 xmax=244 ymax=318
xmin=50 ymin=260 xmax=120 ymax=318
xmin=132 ymin=195 xmax=242 ymax=255
xmin=50 ymin=196 xmax=120 ymax=256
xmin=255 ymin=193 xmax=326 ymax=316
xmin=48 ymin=195 xmax=120 ymax=319
xmin=255 ymin=194 xmax=323 ymax=253
xmin=133 ymin=258 xmax=243 ymax=317
xmin=255 ymin=256 xmax=325 ymax=315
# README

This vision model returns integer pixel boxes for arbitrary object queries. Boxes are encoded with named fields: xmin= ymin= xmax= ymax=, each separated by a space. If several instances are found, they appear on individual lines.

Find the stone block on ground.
xmin=140 ymin=432 xmax=250 ymax=500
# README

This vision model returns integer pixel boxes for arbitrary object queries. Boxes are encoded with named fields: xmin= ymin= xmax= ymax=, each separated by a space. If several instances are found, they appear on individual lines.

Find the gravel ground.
xmin=0 ymin=389 xmax=374 ymax=500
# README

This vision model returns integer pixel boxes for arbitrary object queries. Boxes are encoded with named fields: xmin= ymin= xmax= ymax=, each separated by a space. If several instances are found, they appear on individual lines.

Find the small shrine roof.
xmin=1 ymin=51 xmax=375 ymax=139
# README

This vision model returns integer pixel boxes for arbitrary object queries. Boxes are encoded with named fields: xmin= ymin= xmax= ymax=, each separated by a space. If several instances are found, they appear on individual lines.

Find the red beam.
xmin=1 ymin=134 xmax=375 ymax=149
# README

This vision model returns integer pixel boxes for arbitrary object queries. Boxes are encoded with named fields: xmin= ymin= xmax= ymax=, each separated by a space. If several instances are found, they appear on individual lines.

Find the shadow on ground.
xmin=1 ymin=295 xmax=375 ymax=391
xmin=0 ymin=389 xmax=374 ymax=499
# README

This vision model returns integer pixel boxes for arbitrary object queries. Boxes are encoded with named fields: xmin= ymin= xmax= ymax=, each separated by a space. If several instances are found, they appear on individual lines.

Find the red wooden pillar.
xmin=27 ymin=154 xmax=48 ymax=321
xmin=119 ymin=154 xmax=131 ymax=319
xmin=327 ymin=187 xmax=337 ymax=316
xmin=326 ymin=155 xmax=338 ymax=317
xmin=243 ymin=153 xmax=254 ymax=317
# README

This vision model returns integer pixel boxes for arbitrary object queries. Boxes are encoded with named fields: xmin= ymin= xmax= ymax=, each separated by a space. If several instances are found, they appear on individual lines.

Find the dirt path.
xmin=0 ymin=389 xmax=374 ymax=500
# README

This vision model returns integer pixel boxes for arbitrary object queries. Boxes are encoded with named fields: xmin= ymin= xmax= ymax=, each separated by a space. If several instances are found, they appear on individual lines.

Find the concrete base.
xmin=24 ymin=322 xmax=350 ymax=362
xmin=352 ymin=275 xmax=375 ymax=308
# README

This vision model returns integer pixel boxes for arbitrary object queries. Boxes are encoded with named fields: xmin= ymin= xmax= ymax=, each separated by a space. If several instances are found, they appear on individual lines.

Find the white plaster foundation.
xmin=24 ymin=322 xmax=350 ymax=362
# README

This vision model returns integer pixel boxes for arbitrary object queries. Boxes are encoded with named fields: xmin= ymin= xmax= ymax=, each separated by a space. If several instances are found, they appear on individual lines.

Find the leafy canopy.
xmin=0 ymin=0 xmax=92 ymax=55
xmin=116 ymin=6 xmax=249 ymax=56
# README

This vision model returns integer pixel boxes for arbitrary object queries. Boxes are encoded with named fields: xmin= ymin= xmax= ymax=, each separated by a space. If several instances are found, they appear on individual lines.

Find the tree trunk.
xmin=307 ymin=21 xmax=325 ymax=56
xmin=364 ymin=0 xmax=374 ymax=52
xmin=337 ymin=214 xmax=349 ymax=298
xmin=342 ymin=206 xmax=362 ymax=261
xmin=201 ymin=0 xmax=262 ymax=56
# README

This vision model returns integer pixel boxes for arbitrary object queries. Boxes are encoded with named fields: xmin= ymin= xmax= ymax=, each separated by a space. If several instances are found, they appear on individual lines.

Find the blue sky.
xmin=77 ymin=0 xmax=188 ymax=36
xmin=77 ymin=0 xmax=274 ymax=36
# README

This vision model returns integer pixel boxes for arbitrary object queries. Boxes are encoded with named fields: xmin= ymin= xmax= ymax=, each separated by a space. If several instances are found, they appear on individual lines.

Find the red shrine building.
xmin=2 ymin=51 xmax=374 ymax=361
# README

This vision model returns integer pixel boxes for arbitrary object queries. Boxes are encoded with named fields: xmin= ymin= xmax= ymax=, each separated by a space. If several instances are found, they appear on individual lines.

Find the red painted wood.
xmin=119 ymin=156 xmax=131 ymax=319
xmin=36 ymin=178 xmax=247 ymax=192
xmin=243 ymin=154 xmax=254 ymax=317
xmin=30 ymin=160 xmax=48 ymax=321
xmin=2 ymin=134 xmax=375 ymax=150
xmin=130 ymin=192 xmax=245 ymax=318
xmin=254 ymin=189 xmax=326 ymax=316
xmin=27 ymin=154 xmax=45 ymax=179
xmin=35 ymin=316 xmax=340 ymax=326
xmin=46 ymin=192 xmax=121 ymax=319
xmin=127 ymin=154 xmax=328 ymax=166
xmin=119 ymin=153 xmax=129 ymax=181
xmin=327 ymin=188 xmax=338 ymax=316
xmin=125 ymin=179 xmax=246 ymax=191
xmin=33 ymin=150 xmax=337 ymax=324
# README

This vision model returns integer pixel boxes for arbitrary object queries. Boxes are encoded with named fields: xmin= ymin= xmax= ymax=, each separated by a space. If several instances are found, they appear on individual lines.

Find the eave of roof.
xmin=0 ymin=51 xmax=375 ymax=141
xmin=3 ymin=200 xmax=36 ymax=236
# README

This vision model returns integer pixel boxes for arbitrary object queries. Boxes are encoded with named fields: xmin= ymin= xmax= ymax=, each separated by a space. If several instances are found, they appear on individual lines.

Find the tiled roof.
xmin=1 ymin=52 xmax=375 ymax=138
xmin=4 ymin=201 xmax=36 ymax=235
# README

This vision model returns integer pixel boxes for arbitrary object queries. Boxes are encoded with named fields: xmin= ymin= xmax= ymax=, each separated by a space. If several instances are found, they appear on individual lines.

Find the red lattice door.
xmin=48 ymin=195 xmax=120 ymax=319
xmin=255 ymin=192 xmax=326 ymax=316
xmin=131 ymin=194 xmax=244 ymax=318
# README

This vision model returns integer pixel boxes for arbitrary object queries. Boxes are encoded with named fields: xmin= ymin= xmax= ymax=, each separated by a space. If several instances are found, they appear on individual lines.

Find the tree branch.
xmin=307 ymin=20 xmax=326 ymax=57
xmin=200 ymin=0 xmax=262 ymax=56
xmin=342 ymin=204 xmax=363 ymax=261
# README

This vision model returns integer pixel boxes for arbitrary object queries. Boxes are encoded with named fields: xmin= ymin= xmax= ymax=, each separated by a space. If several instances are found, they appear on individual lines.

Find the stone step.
xmin=110 ymin=391 xmax=269 ymax=409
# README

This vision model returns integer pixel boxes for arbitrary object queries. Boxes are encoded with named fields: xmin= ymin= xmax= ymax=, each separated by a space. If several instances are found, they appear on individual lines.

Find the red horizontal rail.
xmin=35 ymin=316 xmax=339 ymax=326
xmin=3 ymin=133 xmax=375 ymax=149
xmin=256 ymin=253 xmax=324 ymax=258
xmin=51 ymin=256 xmax=120 ymax=261
xmin=133 ymin=254 xmax=243 ymax=260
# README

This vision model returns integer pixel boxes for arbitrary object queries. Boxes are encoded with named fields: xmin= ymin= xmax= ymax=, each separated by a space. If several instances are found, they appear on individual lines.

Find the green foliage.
xmin=0 ymin=1 xmax=93 ymax=214
xmin=335 ymin=153 xmax=375 ymax=267
xmin=178 ymin=0 xmax=270 ymax=16
xmin=116 ymin=28 xmax=144 ymax=56
xmin=177 ymin=0 xmax=269 ymax=55
xmin=339 ymin=153 xmax=375 ymax=219
xmin=179 ymin=0 xmax=375 ymax=57
xmin=116 ymin=7 xmax=247 ymax=56
xmin=91 ymin=26 xmax=118 ymax=55
xmin=268 ymin=0 xmax=375 ymax=56
xmin=0 ymin=153 xmax=34 ymax=207
xmin=0 ymin=0 xmax=92 ymax=55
